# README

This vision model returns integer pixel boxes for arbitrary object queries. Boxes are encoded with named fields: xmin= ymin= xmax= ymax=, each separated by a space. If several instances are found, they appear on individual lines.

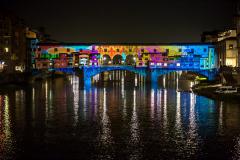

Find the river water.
xmin=0 ymin=71 xmax=240 ymax=160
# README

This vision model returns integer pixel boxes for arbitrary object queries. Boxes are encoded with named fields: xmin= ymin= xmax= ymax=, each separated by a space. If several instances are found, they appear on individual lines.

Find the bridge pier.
xmin=146 ymin=69 xmax=159 ymax=83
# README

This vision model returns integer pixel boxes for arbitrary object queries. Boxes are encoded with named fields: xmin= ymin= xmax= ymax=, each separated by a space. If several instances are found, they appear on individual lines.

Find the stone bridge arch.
xmin=149 ymin=68 xmax=218 ymax=82
xmin=78 ymin=66 xmax=147 ymax=85
xmin=54 ymin=66 xmax=218 ymax=86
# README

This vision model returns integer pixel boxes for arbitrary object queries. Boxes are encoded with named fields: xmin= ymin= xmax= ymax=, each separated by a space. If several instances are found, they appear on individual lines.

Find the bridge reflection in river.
xmin=0 ymin=72 xmax=239 ymax=159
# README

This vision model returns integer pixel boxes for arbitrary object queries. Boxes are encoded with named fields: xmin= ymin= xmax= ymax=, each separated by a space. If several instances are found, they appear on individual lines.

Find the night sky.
xmin=2 ymin=0 xmax=238 ymax=43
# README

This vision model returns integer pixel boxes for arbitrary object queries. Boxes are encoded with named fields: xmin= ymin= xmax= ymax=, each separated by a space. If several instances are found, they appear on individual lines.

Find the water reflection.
xmin=0 ymin=71 xmax=240 ymax=159
xmin=163 ymin=89 xmax=168 ymax=129
xmin=0 ymin=95 xmax=15 ymax=159
xmin=129 ymin=89 xmax=141 ymax=159
xmin=186 ymin=93 xmax=199 ymax=156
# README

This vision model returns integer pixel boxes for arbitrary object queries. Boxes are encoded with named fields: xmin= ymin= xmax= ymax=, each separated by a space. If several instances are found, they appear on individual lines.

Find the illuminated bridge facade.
xmin=32 ymin=43 xmax=218 ymax=84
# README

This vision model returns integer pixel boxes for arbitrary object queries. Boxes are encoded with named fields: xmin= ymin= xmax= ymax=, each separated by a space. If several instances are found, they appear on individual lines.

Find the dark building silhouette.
xmin=0 ymin=10 xmax=28 ymax=73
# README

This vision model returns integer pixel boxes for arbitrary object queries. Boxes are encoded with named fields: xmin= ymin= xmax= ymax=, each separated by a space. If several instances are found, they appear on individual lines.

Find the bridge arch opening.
xmin=126 ymin=55 xmax=135 ymax=65
xmin=91 ymin=69 xmax=146 ymax=83
xmin=102 ymin=54 xmax=111 ymax=65
xmin=156 ymin=71 xmax=208 ymax=81
xmin=113 ymin=55 xmax=123 ymax=65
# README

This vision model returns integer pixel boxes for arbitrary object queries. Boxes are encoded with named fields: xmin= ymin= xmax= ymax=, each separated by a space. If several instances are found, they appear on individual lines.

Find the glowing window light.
xmin=176 ymin=63 xmax=181 ymax=67
xmin=94 ymin=63 xmax=97 ymax=65
xmin=133 ymin=57 xmax=136 ymax=61
xmin=15 ymin=66 xmax=24 ymax=72
xmin=150 ymin=62 xmax=154 ymax=66
xmin=5 ymin=47 xmax=9 ymax=53
xmin=108 ymin=61 xmax=112 ymax=64
xmin=164 ymin=63 xmax=167 ymax=66
xmin=103 ymin=57 xmax=106 ymax=60
xmin=157 ymin=63 xmax=161 ymax=66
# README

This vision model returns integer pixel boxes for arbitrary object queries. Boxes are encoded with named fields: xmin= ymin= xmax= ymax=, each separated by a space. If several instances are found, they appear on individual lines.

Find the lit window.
xmin=5 ymin=47 xmax=9 ymax=53
xmin=157 ymin=63 xmax=162 ymax=66
xmin=176 ymin=63 xmax=180 ymax=67
xmin=150 ymin=62 xmax=154 ymax=66
xmin=164 ymin=63 xmax=167 ymax=66
xmin=229 ymin=44 xmax=233 ymax=49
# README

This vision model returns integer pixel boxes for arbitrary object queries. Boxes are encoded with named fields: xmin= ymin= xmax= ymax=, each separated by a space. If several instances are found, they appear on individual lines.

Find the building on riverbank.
xmin=0 ymin=10 xmax=30 ymax=73
xmin=0 ymin=10 xmax=42 ymax=74
xmin=201 ymin=29 xmax=238 ymax=67
xmin=235 ymin=1 xmax=240 ymax=67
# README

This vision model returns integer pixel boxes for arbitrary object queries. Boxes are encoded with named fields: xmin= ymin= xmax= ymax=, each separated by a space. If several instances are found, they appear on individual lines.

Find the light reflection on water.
xmin=0 ymin=71 xmax=240 ymax=159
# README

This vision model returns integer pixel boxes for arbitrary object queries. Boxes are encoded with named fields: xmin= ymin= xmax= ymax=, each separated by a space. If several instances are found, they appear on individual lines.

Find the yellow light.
xmin=5 ymin=47 xmax=9 ymax=53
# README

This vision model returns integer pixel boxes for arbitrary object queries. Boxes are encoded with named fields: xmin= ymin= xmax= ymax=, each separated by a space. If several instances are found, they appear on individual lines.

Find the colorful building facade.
xmin=33 ymin=43 xmax=217 ymax=70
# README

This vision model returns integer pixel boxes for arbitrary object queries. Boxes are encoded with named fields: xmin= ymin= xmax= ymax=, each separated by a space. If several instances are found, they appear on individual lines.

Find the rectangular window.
xmin=54 ymin=48 xmax=58 ymax=52
xmin=116 ymin=49 xmax=119 ymax=52
xmin=129 ymin=49 xmax=132 ymax=52
xmin=178 ymin=49 xmax=182 ymax=52
xmin=162 ymin=53 xmax=168 ymax=56
xmin=163 ymin=58 xmax=168 ymax=61
xmin=67 ymin=48 xmax=70 ymax=52
xmin=141 ymin=49 xmax=144 ymax=52
xmin=166 ymin=49 xmax=169 ymax=53
xmin=104 ymin=49 xmax=107 ymax=52
xmin=154 ymin=49 xmax=157 ymax=52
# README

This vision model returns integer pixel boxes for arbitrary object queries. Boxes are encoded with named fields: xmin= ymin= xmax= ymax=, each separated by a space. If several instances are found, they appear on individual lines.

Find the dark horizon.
xmin=2 ymin=0 xmax=238 ymax=43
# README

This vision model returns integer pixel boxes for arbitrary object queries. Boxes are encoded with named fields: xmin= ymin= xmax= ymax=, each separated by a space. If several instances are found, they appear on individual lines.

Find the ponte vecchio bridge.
xmin=33 ymin=43 xmax=218 ymax=85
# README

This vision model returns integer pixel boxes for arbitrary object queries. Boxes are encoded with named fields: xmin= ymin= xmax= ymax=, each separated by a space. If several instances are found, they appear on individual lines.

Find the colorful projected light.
xmin=33 ymin=43 xmax=217 ymax=70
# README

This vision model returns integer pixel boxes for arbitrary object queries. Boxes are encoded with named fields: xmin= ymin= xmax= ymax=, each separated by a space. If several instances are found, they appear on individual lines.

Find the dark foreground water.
xmin=0 ymin=72 xmax=240 ymax=160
